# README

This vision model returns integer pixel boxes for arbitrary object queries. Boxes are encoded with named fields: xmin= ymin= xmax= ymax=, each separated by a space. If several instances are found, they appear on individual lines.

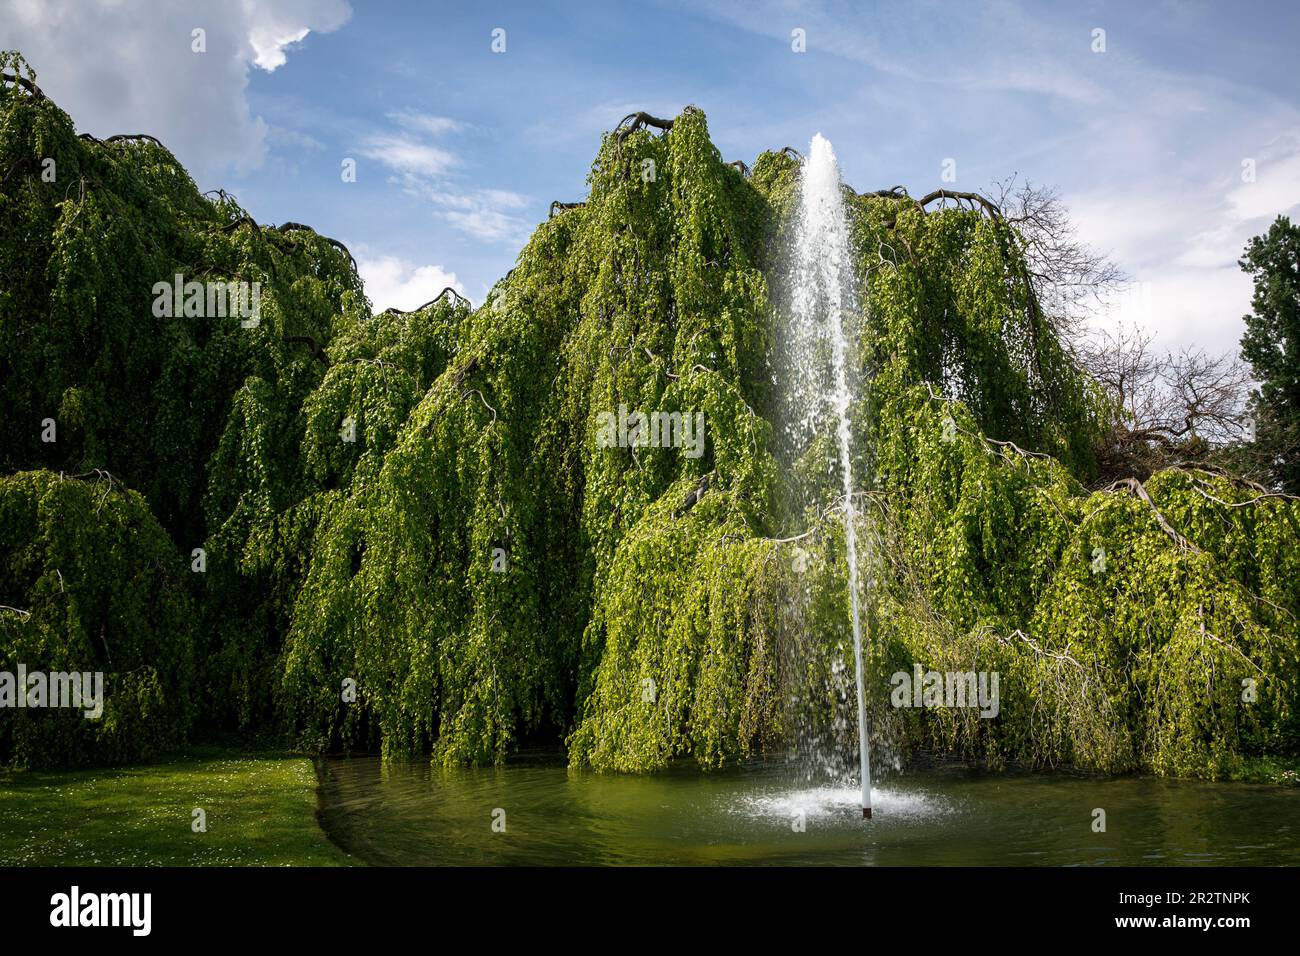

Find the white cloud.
xmin=388 ymin=110 xmax=462 ymax=137
xmin=429 ymin=189 xmax=531 ymax=244
xmin=241 ymin=0 xmax=350 ymax=71
xmin=1085 ymin=268 xmax=1253 ymax=356
xmin=361 ymin=133 xmax=457 ymax=178
xmin=1227 ymin=139 xmax=1300 ymax=222
xmin=248 ymin=26 xmax=309 ymax=72
xmin=267 ymin=125 xmax=326 ymax=152
xmin=1073 ymin=185 xmax=1257 ymax=355
xmin=692 ymin=0 xmax=1108 ymax=105
xmin=0 ymin=0 xmax=351 ymax=181
xmin=360 ymin=112 xmax=464 ymax=177
xmin=360 ymin=112 xmax=533 ymax=245
xmin=1073 ymin=131 xmax=1300 ymax=356
xmin=356 ymin=254 xmax=466 ymax=314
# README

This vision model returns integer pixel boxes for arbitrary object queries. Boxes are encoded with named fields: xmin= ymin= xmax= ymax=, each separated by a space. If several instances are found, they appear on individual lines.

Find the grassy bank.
xmin=0 ymin=750 xmax=353 ymax=866
xmin=1228 ymin=756 xmax=1300 ymax=787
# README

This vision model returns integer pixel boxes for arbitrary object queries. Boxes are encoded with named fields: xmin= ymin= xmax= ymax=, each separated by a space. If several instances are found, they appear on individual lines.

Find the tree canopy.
xmin=1240 ymin=215 xmax=1300 ymax=494
xmin=2 ymin=51 xmax=1296 ymax=778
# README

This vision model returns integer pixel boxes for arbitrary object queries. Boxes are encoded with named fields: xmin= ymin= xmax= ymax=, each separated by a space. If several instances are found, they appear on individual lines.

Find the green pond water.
xmin=316 ymin=753 xmax=1300 ymax=866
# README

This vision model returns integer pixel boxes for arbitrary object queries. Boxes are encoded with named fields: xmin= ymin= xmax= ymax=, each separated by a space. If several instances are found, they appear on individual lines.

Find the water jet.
xmin=789 ymin=134 xmax=874 ymax=819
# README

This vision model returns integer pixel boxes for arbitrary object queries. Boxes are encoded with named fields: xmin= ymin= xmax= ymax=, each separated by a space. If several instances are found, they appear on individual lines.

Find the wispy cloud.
xmin=691 ymin=0 xmax=1109 ymax=104
xmin=387 ymin=110 xmax=463 ymax=137
xmin=362 ymin=133 xmax=457 ymax=178
xmin=429 ymin=189 xmax=531 ymax=244
xmin=360 ymin=111 xmax=460 ymax=177
xmin=360 ymin=111 xmax=533 ymax=244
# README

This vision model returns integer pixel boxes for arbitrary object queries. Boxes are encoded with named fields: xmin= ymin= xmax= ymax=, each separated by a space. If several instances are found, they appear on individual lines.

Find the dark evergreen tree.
xmin=1240 ymin=215 xmax=1300 ymax=494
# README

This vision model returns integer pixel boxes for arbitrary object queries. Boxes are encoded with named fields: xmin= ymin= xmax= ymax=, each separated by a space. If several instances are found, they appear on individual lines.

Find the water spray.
xmin=793 ymin=134 xmax=873 ymax=819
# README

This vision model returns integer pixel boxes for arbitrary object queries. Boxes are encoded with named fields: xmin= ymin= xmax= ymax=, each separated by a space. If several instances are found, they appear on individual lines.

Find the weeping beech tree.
xmin=278 ymin=107 xmax=1300 ymax=777
xmin=0 ymin=470 xmax=197 ymax=768
xmin=2 ymin=50 xmax=1296 ymax=776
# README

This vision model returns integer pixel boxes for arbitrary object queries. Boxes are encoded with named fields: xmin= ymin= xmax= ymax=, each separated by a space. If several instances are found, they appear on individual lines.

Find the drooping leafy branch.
xmin=2 ymin=54 xmax=1295 ymax=780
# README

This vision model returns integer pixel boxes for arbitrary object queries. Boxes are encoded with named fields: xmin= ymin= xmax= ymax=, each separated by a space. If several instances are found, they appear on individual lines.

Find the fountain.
xmin=788 ymin=134 xmax=874 ymax=819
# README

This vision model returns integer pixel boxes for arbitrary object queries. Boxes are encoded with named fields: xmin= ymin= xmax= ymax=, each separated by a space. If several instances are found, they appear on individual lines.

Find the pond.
xmin=316 ymin=753 xmax=1300 ymax=866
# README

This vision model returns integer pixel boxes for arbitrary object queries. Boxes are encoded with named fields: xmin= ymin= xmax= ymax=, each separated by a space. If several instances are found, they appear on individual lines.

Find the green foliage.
xmin=0 ymin=470 xmax=196 ymax=768
xmin=0 ymin=53 xmax=360 ymax=551
xmin=2 ymin=53 xmax=1296 ymax=780
xmin=870 ymin=393 xmax=1298 ymax=778
xmin=1240 ymin=215 xmax=1300 ymax=493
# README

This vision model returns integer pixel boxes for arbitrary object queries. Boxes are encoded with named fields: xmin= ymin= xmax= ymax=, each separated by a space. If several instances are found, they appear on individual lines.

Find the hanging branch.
xmin=342 ymin=356 xmax=391 ymax=390
xmin=451 ymin=354 xmax=480 ymax=389
xmin=642 ymin=347 xmax=680 ymax=380
xmin=998 ymin=628 xmax=1085 ymax=671
xmin=0 ymin=71 xmax=45 ymax=99
xmin=378 ymin=286 xmax=470 ymax=316
xmin=219 ymin=216 xmax=286 ymax=282
xmin=1183 ymin=476 xmax=1300 ymax=509
xmin=341 ymin=355 xmax=408 ymax=385
xmin=914 ymin=188 xmax=1003 ymax=219
xmin=2 ymin=154 xmax=34 ymax=186
xmin=214 ymin=216 xmax=355 ymax=276
xmin=1105 ymin=477 xmax=1201 ymax=553
xmin=220 ymin=215 xmax=261 ymax=234
xmin=876 ymin=186 xmax=1003 ymax=228
xmin=614 ymin=111 xmax=675 ymax=143
xmin=460 ymin=388 xmax=498 ymax=422
xmin=767 ymin=491 xmax=886 ymax=543
xmin=275 ymin=222 xmax=357 ymax=272
xmin=549 ymin=200 xmax=584 ymax=219
xmin=920 ymin=383 xmax=1071 ymax=523
xmin=104 ymin=133 xmax=167 ymax=148
xmin=285 ymin=335 xmax=331 ymax=367
xmin=1172 ymin=466 xmax=1298 ymax=502
xmin=61 ymin=468 xmax=119 ymax=513
xmin=984 ymin=436 xmax=1052 ymax=461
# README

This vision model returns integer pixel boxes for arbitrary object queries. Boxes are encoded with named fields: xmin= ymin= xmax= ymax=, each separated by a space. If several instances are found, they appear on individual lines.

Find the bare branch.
xmin=377 ymin=286 xmax=470 ymax=316
xmin=614 ymin=111 xmax=675 ymax=143
xmin=285 ymin=335 xmax=331 ymax=367
xmin=1105 ymin=477 xmax=1201 ymax=553
xmin=548 ymin=200 xmax=584 ymax=219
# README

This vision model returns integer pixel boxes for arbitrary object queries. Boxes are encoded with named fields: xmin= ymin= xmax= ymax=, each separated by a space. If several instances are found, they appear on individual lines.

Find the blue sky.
xmin=5 ymin=0 xmax=1300 ymax=354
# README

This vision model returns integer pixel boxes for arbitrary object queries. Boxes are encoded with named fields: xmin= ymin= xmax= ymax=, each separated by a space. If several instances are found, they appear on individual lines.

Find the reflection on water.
xmin=316 ymin=752 xmax=1300 ymax=866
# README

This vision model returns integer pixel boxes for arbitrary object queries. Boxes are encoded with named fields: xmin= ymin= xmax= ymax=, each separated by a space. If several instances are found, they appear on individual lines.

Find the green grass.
xmin=0 ymin=749 xmax=354 ymax=866
xmin=1228 ymin=756 xmax=1300 ymax=787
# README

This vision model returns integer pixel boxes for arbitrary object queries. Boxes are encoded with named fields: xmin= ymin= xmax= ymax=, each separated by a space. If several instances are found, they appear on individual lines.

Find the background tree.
xmin=1079 ymin=324 xmax=1254 ymax=483
xmin=991 ymin=177 xmax=1126 ymax=345
xmin=1239 ymin=215 xmax=1300 ymax=493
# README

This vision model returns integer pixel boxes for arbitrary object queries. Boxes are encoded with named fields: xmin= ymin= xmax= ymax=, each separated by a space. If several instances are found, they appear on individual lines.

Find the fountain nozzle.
xmin=862 ymin=807 xmax=872 ymax=819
